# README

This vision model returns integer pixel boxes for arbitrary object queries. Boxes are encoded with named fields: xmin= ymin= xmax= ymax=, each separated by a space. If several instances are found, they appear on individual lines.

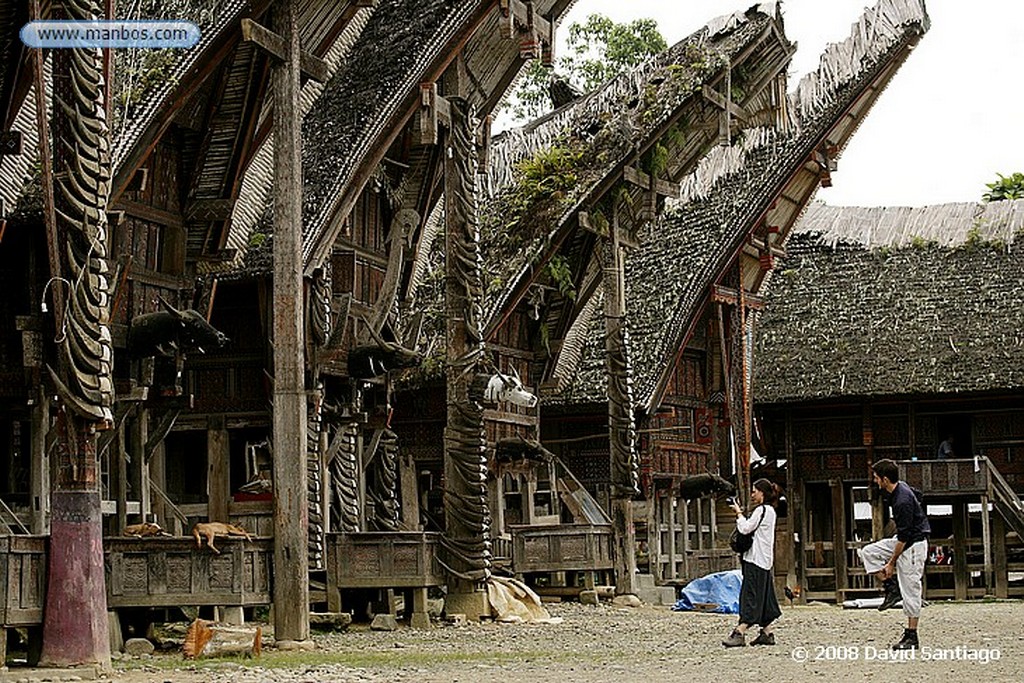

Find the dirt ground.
xmin=85 ymin=599 xmax=1024 ymax=683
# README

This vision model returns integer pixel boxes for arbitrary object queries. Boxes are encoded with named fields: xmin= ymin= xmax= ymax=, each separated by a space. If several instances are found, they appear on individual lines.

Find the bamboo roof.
xmin=546 ymin=0 xmax=930 ymax=412
xmin=756 ymin=199 xmax=1024 ymax=403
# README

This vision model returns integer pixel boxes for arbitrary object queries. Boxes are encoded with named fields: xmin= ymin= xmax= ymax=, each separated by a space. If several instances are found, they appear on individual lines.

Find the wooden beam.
xmin=702 ymin=85 xmax=749 ymax=121
xmin=185 ymin=198 xmax=235 ymax=222
xmin=416 ymin=82 xmax=452 ymax=146
xmin=241 ymin=18 xmax=329 ymax=83
xmin=711 ymin=284 xmax=765 ymax=310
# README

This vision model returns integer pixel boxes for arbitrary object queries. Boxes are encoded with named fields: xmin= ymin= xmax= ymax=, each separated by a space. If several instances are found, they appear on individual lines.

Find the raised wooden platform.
xmin=104 ymin=536 xmax=272 ymax=608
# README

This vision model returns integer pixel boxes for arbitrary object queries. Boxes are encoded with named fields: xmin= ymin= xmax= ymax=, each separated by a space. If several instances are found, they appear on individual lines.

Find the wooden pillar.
xmin=662 ymin=495 xmax=673 ymax=582
xmin=399 ymin=453 xmax=421 ymax=530
xmin=783 ymin=410 xmax=802 ymax=601
xmin=208 ymin=417 xmax=230 ymax=522
xmin=30 ymin=391 xmax=50 ymax=534
xmin=830 ymin=479 xmax=847 ymax=602
xmin=604 ymin=209 xmax=637 ymax=596
xmin=130 ymin=406 xmax=151 ymax=521
xmin=681 ymin=499 xmax=690 ymax=579
xmin=441 ymin=96 xmax=490 ymax=619
xmin=980 ymin=494 xmax=993 ymax=594
xmin=992 ymin=514 xmax=1008 ymax=598
xmin=115 ymin=425 xmax=128 ymax=530
xmin=270 ymin=0 xmax=309 ymax=642
xmin=952 ymin=500 xmax=968 ymax=600
xmin=39 ymin=0 xmax=113 ymax=667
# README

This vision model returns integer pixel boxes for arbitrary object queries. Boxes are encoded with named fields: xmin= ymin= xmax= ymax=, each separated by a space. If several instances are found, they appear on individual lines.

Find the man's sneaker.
xmin=722 ymin=629 xmax=746 ymax=647
xmin=878 ymin=578 xmax=902 ymax=611
xmin=892 ymin=628 xmax=919 ymax=651
xmin=750 ymin=630 xmax=776 ymax=646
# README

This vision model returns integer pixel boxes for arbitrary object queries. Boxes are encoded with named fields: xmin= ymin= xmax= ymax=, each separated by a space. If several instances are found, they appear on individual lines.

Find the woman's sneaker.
xmin=750 ymin=630 xmax=776 ymax=646
xmin=722 ymin=629 xmax=746 ymax=647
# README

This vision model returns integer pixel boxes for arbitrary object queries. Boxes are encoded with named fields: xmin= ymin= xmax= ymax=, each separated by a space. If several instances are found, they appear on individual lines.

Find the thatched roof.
xmin=755 ymin=200 xmax=1024 ymax=403
xmin=477 ymin=3 xmax=790 ymax=326
xmin=547 ymin=0 xmax=930 ymax=411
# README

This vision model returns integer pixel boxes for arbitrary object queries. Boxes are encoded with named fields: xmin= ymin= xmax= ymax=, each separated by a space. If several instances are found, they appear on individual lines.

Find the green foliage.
xmin=545 ymin=254 xmax=576 ymax=301
xmin=503 ymin=14 xmax=666 ymax=123
xmin=909 ymin=235 xmax=936 ymax=249
xmin=983 ymin=172 xmax=1024 ymax=202
xmin=509 ymin=145 xmax=583 ymax=215
xmin=642 ymin=143 xmax=669 ymax=177
xmin=248 ymin=232 xmax=267 ymax=248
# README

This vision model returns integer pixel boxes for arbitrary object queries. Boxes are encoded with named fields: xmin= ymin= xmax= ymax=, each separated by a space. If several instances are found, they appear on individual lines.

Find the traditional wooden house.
xmin=539 ymin=0 xmax=930 ymax=591
xmin=393 ymin=1 xmax=800 ymax=595
xmin=755 ymin=200 xmax=1024 ymax=602
xmin=2 ymin=0 xmax=586 ymax=651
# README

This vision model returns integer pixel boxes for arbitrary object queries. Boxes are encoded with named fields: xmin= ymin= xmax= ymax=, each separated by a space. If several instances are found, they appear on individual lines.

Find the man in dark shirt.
xmin=857 ymin=459 xmax=931 ymax=651
xmin=937 ymin=435 xmax=955 ymax=460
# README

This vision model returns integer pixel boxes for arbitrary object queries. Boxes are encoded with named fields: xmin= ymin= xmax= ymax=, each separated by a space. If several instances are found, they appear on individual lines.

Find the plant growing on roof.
xmin=982 ymin=172 xmax=1024 ymax=202
xmin=545 ymin=254 xmax=577 ymax=301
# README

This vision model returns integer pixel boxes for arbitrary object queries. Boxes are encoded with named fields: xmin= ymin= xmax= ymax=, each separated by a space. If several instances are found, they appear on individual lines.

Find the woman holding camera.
xmin=722 ymin=478 xmax=782 ymax=647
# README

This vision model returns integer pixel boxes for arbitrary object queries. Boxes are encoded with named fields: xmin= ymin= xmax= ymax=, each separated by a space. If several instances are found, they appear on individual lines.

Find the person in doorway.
xmin=857 ymin=458 xmax=931 ymax=650
xmin=936 ymin=434 xmax=955 ymax=459
xmin=722 ymin=479 xmax=783 ymax=647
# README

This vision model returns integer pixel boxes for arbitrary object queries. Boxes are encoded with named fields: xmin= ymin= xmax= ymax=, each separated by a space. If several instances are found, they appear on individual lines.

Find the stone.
xmin=447 ymin=613 xmax=468 ymax=627
xmin=370 ymin=614 xmax=399 ymax=631
xmin=611 ymin=594 xmax=642 ymax=608
xmin=276 ymin=639 xmax=316 ymax=651
xmin=309 ymin=612 xmax=353 ymax=632
xmin=578 ymin=590 xmax=600 ymax=606
xmin=124 ymin=637 xmax=155 ymax=656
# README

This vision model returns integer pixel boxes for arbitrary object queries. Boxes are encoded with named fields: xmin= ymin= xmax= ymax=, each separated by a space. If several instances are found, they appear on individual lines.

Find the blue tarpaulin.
xmin=671 ymin=569 xmax=742 ymax=614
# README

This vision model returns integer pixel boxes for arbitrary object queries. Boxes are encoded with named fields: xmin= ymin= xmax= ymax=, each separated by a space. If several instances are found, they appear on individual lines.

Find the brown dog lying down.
xmin=192 ymin=522 xmax=252 ymax=554
xmin=124 ymin=522 xmax=170 ymax=537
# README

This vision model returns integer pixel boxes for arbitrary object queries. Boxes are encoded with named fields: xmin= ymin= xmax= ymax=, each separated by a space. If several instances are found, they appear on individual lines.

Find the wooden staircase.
xmin=983 ymin=457 xmax=1024 ymax=539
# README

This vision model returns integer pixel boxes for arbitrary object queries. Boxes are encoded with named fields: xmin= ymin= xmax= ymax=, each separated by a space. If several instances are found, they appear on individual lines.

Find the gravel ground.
xmin=103 ymin=600 xmax=1023 ymax=683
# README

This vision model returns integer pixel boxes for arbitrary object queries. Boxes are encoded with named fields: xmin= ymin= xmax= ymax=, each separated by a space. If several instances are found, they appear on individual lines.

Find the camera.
xmin=726 ymin=496 xmax=736 ymax=506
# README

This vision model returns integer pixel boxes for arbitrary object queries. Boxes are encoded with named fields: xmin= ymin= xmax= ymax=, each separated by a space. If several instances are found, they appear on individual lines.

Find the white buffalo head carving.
xmin=483 ymin=368 xmax=538 ymax=408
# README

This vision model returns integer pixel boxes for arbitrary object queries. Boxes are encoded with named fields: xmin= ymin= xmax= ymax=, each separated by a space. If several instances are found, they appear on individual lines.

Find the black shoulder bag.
xmin=729 ymin=505 xmax=766 ymax=554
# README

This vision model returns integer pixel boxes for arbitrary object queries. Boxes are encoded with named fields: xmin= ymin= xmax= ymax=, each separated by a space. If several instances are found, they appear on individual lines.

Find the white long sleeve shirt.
xmin=736 ymin=504 xmax=777 ymax=570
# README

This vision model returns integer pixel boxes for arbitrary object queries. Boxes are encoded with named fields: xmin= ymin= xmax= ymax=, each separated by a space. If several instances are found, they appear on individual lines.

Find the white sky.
xmin=551 ymin=0 xmax=1024 ymax=208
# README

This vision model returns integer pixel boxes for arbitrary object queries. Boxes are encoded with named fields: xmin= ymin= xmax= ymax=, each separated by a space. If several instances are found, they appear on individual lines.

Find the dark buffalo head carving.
xmin=347 ymin=340 xmax=422 ymax=379
xmin=127 ymin=296 xmax=229 ymax=358
xmin=678 ymin=473 xmax=735 ymax=501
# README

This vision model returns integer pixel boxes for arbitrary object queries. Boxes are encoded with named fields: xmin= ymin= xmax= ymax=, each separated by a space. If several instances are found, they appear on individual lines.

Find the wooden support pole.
xmin=271 ymin=0 xmax=310 ymax=643
xmin=980 ymin=493 xmax=993 ymax=594
xmin=208 ymin=417 xmax=231 ymax=523
xmin=40 ymin=0 xmax=113 ymax=668
xmin=952 ymin=500 xmax=968 ymax=601
xmin=604 ymin=208 xmax=637 ymax=596
xmin=830 ymin=479 xmax=847 ymax=602
xmin=992 ymin=514 xmax=1008 ymax=599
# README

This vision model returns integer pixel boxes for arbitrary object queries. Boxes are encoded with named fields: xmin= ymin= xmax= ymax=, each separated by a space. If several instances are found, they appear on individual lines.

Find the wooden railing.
xmin=898 ymin=457 xmax=989 ymax=494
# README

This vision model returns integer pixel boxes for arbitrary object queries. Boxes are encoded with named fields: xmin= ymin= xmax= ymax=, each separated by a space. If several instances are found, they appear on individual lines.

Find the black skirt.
xmin=738 ymin=560 xmax=782 ymax=627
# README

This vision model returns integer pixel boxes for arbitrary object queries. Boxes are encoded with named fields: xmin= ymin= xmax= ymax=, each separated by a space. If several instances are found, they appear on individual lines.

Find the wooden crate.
xmin=104 ymin=537 xmax=272 ymax=608
xmin=0 ymin=536 xmax=46 ymax=626
xmin=510 ymin=524 xmax=614 ymax=574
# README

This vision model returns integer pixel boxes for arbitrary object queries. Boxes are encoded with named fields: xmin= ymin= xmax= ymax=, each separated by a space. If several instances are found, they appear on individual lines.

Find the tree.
xmin=504 ymin=14 xmax=666 ymax=123
xmin=983 ymin=172 xmax=1024 ymax=202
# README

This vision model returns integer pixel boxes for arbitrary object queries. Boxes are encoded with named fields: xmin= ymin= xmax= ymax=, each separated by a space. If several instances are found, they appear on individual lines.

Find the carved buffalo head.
xmin=483 ymin=368 xmax=538 ymax=409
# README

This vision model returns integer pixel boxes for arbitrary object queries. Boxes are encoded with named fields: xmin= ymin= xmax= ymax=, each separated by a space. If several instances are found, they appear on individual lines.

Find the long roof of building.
xmin=547 ymin=0 xmax=930 ymax=411
xmin=755 ymin=200 xmax=1024 ymax=403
